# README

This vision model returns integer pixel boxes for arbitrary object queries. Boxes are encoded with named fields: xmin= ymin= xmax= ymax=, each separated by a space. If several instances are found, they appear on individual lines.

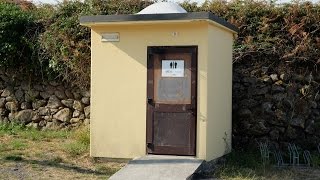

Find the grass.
xmin=0 ymin=122 xmax=70 ymax=140
xmin=2 ymin=122 xmax=320 ymax=179
xmin=10 ymin=139 xmax=28 ymax=150
xmin=64 ymin=142 xmax=89 ymax=156
xmin=0 ymin=122 xmax=125 ymax=179
xmin=64 ymin=126 xmax=90 ymax=156
xmin=212 ymin=150 xmax=320 ymax=180
xmin=212 ymin=150 xmax=269 ymax=179
xmin=0 ymin=143 xmax=5 ymax=151
xmin=72 ymin=126 xmax=90 ymax=145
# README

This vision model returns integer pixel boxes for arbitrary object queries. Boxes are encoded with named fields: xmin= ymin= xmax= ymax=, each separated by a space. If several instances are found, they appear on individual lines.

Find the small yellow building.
xmin=80 ymin=2 xmax=237 ymax=161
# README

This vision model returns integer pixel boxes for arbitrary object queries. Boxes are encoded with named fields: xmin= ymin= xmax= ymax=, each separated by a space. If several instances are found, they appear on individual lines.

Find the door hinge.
xmin=147 ymin=98 xmax=155 ymax=106
xmin=147 ymin=143 xmax=154 ymax=149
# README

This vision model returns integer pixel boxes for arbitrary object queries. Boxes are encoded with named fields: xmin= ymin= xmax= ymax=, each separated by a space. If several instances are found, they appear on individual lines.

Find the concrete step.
xmin=110 ymin=155 xmax=203 ymax=180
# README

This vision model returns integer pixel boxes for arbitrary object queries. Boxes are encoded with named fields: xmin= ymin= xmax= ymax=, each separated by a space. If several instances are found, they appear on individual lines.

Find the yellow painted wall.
xmin=206 ymin=24 xmax=233 ymax=160
xmin=90 ymin=22 xmax=208 ymax=159
xmin=89 ymin=21 xmax=234 ymax=160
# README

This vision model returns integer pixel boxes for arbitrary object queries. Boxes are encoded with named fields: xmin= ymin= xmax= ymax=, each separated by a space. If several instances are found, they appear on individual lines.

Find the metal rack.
xmin=258 ymin=142 xmax=312 ymax=167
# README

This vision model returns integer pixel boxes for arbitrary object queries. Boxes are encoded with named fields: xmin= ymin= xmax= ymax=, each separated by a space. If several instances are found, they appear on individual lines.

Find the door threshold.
xmin=141 ymin=154 xmax=201 ymax=160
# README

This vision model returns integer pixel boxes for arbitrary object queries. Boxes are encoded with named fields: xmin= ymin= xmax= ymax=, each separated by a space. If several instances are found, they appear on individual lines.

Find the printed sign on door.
xmin=161 ymin=60 xmax=184 ymax=77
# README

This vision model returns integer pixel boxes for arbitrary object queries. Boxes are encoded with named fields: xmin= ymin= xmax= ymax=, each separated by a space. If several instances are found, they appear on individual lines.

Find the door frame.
xmin=146 ymin=46 xmax=198 ymax=156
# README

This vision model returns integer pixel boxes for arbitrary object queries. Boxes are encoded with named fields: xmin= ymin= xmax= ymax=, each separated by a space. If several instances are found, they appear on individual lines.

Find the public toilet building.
xmin=80 ymin=2 xmax=237 ymax=161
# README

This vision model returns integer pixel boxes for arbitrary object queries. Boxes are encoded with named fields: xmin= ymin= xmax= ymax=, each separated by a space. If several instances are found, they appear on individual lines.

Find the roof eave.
xmin=80 ymin=12 xmax=238 ymax=34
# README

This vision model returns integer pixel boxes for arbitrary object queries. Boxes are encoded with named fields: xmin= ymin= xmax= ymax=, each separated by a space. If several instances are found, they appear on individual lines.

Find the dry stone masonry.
xmin=0 ymin=69 xmax=90 ymax=130
xmin=2 ymin=60 xmax=319 ymax=149
xmin=233 ymin=60 xmax=320 ymax=149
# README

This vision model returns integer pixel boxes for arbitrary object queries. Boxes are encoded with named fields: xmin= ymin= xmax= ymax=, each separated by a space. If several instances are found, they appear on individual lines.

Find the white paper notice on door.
xmin=161 ymin=60 xmax=184 ymax=77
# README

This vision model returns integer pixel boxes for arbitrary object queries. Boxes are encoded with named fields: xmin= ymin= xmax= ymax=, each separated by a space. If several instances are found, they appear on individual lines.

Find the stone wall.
xmin=0 ymin=69 xmax=90 ymax=130
xmin=233 ymin=60 xmax=320 ymax=149
xmin=2 ymin=60 xmax=319 ymax=148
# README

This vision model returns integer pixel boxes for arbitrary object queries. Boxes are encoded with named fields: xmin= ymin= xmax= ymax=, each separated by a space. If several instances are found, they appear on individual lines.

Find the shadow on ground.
xmin=2 ymin=155 xmax=116 ymax=176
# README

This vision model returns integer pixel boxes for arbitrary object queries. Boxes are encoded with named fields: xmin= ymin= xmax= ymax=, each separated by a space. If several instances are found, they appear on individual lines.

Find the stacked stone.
xmin=233 ymin=62 xmax=320 ymax=148
xmin=0 ymin=70 xmax=90 ymax=130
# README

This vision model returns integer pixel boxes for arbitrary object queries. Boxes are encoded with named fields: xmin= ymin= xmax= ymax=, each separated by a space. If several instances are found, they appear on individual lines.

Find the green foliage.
xmin=201 ymin=0 xmax=320 ymax=65
xmin=19 ymin=129 xmax=70 ymax=141
xmin=90 ymin=0 xmax=153 ymax=15
xmin=39 ymin=0 xmax=152 ymax=88
xmin=40 ymin=0 xmax=320 ymax=88
xmin=0 ymin=2 xmax=37 ymax=69
xmin=64 ymin=142 xmax=88 ymax=156
xmin=39 ymin=1 xmax=92 ymax=88
xmin=9 ymin=139 xmax=28 ymax=150
xmin=180 ymin=1 xmax=201 ymax=12
xmin=0 ymin=122 xmax=26 ymax=135
xmin=311 ymin=153 xmax=320 ymax=167
xmin=0 ymin=122 xmax=88 ymax=157
xmin=225 ymin=150 xmax=263 ymax=169
xmin=1 ymin=0 xmax=320 ymax=88
xmin=213 ymin=150 xmax=295 ymax=179
xmin=72 ymin=126 xmax=90 ymax=145
xmin=64 ymin=126 xmax=90 ymax=156
xmin=213 ymin=150 xmax=264 ymax=179
xmin=0 ymin=122 xmax=70 ymax=140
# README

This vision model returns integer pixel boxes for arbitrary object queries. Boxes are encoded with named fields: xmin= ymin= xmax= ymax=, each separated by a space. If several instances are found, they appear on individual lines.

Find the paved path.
xmin=109 ymin=155 xmax=203 ymax=180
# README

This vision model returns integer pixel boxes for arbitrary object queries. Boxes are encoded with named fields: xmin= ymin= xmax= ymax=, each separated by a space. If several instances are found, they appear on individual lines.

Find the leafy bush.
xmin=90 ymin=0 xmax=153 ymax=15
xmin=0 ymin=1 xmax=38 ymax=69
xmin=40 ymin=0 xmax=320 ymax=88
xmin=39 ymin=1 xmax=92 ymax=88
xmin=39 ymin=0 xmax=152 ymax=89
xmin=1 ymin=0 xmax=320 ymax=89
xmin=201 ymin=0 xmax=320 ymax=66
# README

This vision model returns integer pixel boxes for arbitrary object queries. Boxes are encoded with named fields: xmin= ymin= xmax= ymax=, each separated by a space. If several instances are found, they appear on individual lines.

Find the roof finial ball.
xmin=137 ymin=2 xmax=187 ymax=14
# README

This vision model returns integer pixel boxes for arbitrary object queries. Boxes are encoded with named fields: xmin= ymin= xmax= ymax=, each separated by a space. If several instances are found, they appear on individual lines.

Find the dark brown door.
xmin=146 ymin=46 xmax=197 ymax=156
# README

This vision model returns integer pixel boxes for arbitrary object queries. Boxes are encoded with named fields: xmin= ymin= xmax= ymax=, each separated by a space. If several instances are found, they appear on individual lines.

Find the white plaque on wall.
xmin=161 ymin=60 xmax=184 ymax=77
xmin=101 ymin=33 xmax=120 ymax=42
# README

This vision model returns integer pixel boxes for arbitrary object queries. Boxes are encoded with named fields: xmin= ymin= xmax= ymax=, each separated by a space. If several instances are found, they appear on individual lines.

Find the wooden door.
xmin=146 ymin=46 xmax=197 ymax=156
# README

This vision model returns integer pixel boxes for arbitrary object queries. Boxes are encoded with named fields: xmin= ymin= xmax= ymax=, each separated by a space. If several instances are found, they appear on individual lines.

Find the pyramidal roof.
xmin=137 ymin=2 xmax=187 ymax=14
